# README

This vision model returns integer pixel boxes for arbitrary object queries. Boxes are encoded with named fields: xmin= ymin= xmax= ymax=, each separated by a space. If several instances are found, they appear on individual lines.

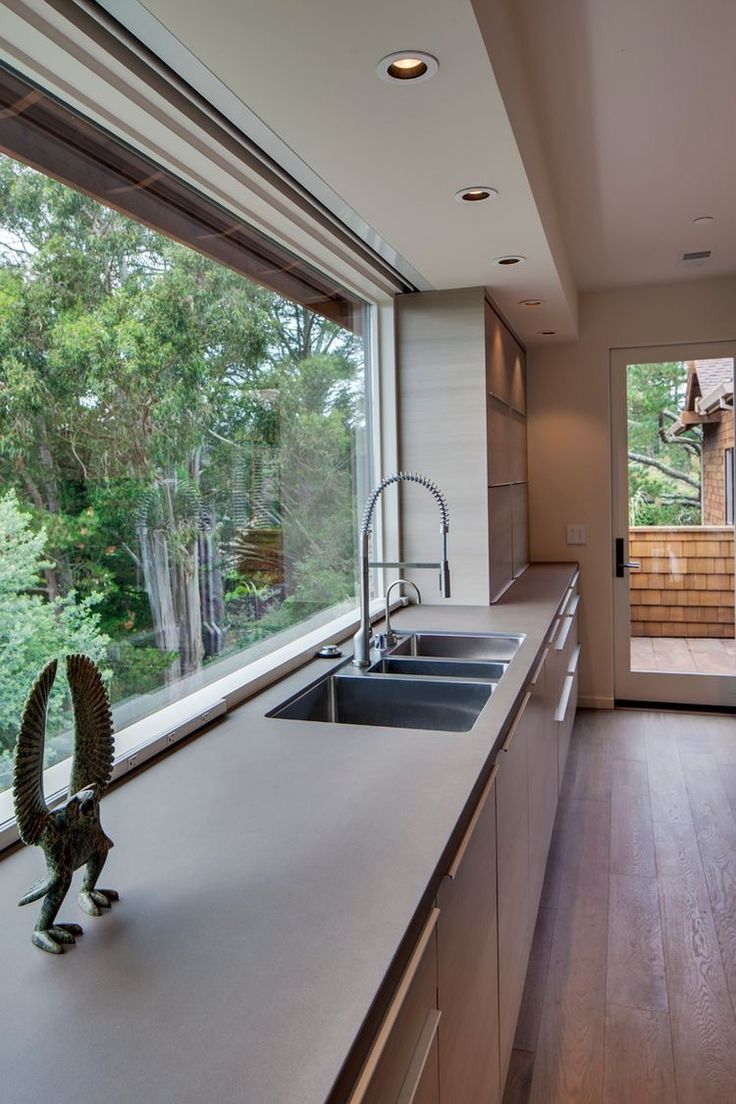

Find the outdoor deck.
xmin=631 ymin=636 xmax=736 ymax=675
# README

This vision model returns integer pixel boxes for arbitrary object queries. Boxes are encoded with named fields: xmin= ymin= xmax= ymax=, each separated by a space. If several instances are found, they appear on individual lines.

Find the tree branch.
xmin=628 ymin=451 xmax=701 ymax=491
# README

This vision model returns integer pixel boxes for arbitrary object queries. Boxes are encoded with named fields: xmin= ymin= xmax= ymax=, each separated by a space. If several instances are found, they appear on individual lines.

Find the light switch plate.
xmin=566 ymin=524 xmax=587 ymax=545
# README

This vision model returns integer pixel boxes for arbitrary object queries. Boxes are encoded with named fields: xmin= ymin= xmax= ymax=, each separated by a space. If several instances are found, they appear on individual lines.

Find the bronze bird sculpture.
xmin=13 ymin=654 xmax=118 ymax=954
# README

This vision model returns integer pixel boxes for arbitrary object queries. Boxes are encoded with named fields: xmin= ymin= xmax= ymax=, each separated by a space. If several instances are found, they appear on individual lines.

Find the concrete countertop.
xmin=0 ymin=563 xmax=575 ymax=1104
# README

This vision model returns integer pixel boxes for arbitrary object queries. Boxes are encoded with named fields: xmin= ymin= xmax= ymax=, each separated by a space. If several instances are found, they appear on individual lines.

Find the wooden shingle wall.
xmin=629 ymin=527 xmax=734 ymax=637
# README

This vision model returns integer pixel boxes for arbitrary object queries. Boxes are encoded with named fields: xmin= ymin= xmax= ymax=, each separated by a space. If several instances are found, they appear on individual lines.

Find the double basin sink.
xmin=268 ymin=631 xmax=524 ymax=733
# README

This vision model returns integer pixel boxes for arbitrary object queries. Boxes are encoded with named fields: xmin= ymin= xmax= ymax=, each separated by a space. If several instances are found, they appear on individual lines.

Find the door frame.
xmin=611 ymin=341 xmax=736 ymax=708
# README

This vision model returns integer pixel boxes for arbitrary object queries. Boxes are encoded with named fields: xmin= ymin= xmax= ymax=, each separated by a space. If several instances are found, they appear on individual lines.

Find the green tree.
xmin=0 ymin=490 xmax=109 ymax=790
xmin=626 ymin=362 xmax=702 ymax=525
xmin=0 ymin=151 xmax=365 ymax=762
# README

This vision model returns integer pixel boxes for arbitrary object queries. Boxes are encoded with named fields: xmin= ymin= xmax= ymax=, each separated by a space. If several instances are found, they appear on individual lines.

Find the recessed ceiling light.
xmin=519 ymin=298 xmax=545 ymax=307
xmin=377 ymin=51 xmax=439 ymax=84
xmin=455 ymin=186 xmax=499 ymax=203
xmin=693 ymin=215 xmax=714 ymax=225
xmin=494 ymin=255 xmax=526 ymax=266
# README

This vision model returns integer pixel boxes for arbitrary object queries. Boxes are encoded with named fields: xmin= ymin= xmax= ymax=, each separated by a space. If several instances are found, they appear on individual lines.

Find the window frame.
xmin=0 ymin=65 xmax=393 ymax=851
xmin=725 ymin=446 xmax=734 ymax=526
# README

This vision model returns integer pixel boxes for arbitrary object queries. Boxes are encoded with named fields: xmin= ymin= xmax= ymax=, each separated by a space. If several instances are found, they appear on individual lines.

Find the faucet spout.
xmin=378 ymin=578 xmax=422 ymax=651
xmin=352 ymin=471 xmax=451 ymax=667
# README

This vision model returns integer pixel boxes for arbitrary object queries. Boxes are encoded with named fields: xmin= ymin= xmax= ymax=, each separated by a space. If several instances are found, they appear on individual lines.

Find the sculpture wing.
xmin=67 ymin=654 xmax=114 ymax=799
xmin=13 ymin=659 xmax=56 ymax=845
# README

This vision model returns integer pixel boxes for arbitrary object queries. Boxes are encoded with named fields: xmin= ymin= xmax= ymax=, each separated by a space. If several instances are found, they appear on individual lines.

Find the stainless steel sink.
xmin=268 ymin=673 xmax=493 ymax=732
xmin=368 ymin=655 xmax=507 ymax=681
xmin=389 ymin=631 xmax=523 ymax=662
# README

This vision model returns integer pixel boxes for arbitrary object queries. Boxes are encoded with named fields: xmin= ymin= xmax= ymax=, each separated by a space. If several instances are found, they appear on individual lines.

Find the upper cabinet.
xmin=397 ymin=288 xmax=528 ymax=605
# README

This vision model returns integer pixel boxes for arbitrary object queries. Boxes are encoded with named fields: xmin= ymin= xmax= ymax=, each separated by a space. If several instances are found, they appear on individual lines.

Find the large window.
xmin=0 ymin=74 xmax=371 ymax=795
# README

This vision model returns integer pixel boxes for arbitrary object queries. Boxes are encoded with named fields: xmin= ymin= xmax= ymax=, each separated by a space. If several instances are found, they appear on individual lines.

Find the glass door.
xmin=611 ymin=342 xmax=736 ymax=707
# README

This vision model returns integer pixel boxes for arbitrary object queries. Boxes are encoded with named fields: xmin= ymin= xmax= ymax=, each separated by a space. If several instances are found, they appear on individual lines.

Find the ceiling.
xmin=507 ymin=0 xmax=736 ymax=292
xmin=102 ymin=0 xmax=736 ymax=341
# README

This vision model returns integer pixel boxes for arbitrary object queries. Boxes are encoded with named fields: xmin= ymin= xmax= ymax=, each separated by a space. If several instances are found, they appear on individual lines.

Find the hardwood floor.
xmin=502 ymin=707 xmax=736 ymax=1104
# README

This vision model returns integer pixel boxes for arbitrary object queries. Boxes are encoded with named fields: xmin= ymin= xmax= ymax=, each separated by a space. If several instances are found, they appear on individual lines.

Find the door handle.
xmin=615 ymin=537 xmax=641 ymax=577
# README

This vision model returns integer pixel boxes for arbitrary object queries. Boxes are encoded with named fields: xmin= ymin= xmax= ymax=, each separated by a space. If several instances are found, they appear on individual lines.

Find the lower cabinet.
xmin=496 ymin=692 xmax=532 ymax=1087
xmin=348 ymin=571 xmax=581 ymax=1104
xmin=437 ymin=768 xmax=501 ymax=1104
xmin=348 ymin=910 xmax=440 ymax=1104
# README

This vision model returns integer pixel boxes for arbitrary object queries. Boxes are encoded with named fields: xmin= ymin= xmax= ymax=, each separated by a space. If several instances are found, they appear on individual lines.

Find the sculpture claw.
xmin=48 ymin=923 xmax=82 ymax=944
xmin=32 ymin=921 xmax=84 ymax=952
xmin=32 ymin=930 xmax=64 ymax=954
xmin=79 ymin=888 xmax=118 ymax=915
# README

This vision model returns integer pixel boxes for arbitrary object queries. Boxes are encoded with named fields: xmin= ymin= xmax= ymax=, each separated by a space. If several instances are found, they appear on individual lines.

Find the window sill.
xmin=0 ymin=597 xmax=394 ymax=854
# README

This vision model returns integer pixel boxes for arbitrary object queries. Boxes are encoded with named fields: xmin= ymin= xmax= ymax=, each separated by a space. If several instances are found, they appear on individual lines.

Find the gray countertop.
xmin=0 ymin=563 xmax=575 ymax=1104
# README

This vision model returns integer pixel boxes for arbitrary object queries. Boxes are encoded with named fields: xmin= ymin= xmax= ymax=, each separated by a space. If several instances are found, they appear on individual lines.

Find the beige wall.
xmin=527 ymin=276 xmax=736 ymax=707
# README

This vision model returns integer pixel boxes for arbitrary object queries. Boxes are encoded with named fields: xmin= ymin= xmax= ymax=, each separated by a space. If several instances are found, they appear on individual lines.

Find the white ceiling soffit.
xmin=506 ymin=0 xmax=736 ymax=292
xmin=93 ymin=0 xmax=579 ymax=343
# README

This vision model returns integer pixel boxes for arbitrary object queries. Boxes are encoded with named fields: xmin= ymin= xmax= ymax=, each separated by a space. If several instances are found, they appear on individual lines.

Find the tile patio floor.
xmin=631 ymin=636 xmax=736 ymax=675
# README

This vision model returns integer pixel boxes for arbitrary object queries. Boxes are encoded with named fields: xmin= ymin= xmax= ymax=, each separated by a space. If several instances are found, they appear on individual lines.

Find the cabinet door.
xmin=509 ymin=410 xmax=528 ymax=483
xmin=511 ymin=483 xmax=529 ymax=578
xmin=527 ymin=648 xmax=557 ymax=926
xmin=437 ymin=769 xmax=500 ymax=1104
xmin=487 ymin=395 xmax=511 ymax=486
xmin=489 ymin=484 xmax=514 ymax=601
xmin=349 ymin=911 xmax=440 ymax=1104
xmin=496 ymin=692 xmax=532 ymax=1087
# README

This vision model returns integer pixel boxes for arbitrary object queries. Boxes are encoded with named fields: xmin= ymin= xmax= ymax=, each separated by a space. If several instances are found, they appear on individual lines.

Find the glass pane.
xmin=0 ymin=152 xmax=369 ymax=793
xmin=627 ymin=359 xmax=735 ymax=676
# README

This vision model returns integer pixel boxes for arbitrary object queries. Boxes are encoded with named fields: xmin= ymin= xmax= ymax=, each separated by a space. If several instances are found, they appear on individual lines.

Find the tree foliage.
xmin=626 ymin=362 xmax=702 ymax=525
xmin=0 ymin=491 xmax=109 ymax=790
xmin=0 ymin=154 xmax=365 ymax=789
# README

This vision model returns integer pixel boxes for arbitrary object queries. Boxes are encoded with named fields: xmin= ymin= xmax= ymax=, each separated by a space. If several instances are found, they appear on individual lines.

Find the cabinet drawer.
xmin=496 ymin=693 xmax=531 ymax=1087
xmin=555 ymin=648 xmax=580 ymax=787
xmin=438 ymin=768 xmax=500 ymax=1104
xmin=349 ymin=910 xmax=440 ymax=1104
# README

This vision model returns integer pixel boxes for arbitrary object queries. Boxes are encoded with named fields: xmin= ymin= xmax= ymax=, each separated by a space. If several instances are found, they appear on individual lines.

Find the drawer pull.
xmin=555 ymin=614 xmax=573 ymax=652
xmin=446 ymin=765 xmax=498 ymax=880
xmin=396 ymin=1009 xmax=441 ymax=1104
xmin=555 ymin=674 xmax=575 ymax=723
xmin=502 ymin=691 xmax=531 ymax=752
xmin=348 ymin=909 xmax=440 ymax=1104
xmin=531 ymin=645 xmax=549 ymax=687
xmin=558 ymin=589 xmax=574 ymax=618
xmin=568 ymin=644 xmax=581 ymax=676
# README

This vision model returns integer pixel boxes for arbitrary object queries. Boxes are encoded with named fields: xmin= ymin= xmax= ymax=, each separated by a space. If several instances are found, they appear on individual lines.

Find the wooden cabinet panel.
xmin=350 ymin=911 xmax=439 ymax=1104
xmin=485 ymin=303 xmax=508 ymax=404
xmin=511 ymin=483 xmax=529 ymax=578
xmin=489 ymin=485 xmax=514 ymax=601
xmin=496 ymin=693 xmax=532 ymax=1086
xmin=486 ymin=302 xmax=525 ymax=414
xmin=488 ymin=395 xmax=511 ymax=486
xmin=397 ymin=291 xmax=526 ymax=605
xmin=509 ymin=410 xmax=528 ymax=483
xmin=437 ymin=771 xmax=500 ymax=1104
xmin=510 ymin=346 xmax=526 ymax=415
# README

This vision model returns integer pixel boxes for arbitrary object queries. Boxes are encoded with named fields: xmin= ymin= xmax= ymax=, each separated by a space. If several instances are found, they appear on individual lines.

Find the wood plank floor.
xmin=502 ymin=707 xmax=736 ymax=1104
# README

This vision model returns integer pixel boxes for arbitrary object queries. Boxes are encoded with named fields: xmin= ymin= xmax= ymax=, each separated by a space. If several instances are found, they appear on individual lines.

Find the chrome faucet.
xmin=377 ymin=579 xmax=422 ymax=651
xmin=352 ymin=471 xmax=451 ymax=667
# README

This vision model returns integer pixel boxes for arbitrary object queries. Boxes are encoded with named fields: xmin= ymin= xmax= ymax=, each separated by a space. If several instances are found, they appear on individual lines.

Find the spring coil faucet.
xmin=353 ymin=471 xmax=451 ymax=666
